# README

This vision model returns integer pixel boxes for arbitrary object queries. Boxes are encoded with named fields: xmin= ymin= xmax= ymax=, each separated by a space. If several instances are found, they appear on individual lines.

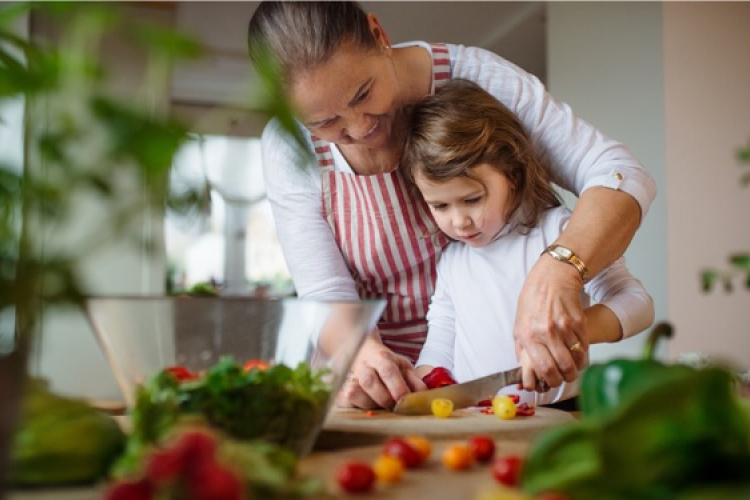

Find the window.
xmin=165 ymin=135 xmax=292 ymax=296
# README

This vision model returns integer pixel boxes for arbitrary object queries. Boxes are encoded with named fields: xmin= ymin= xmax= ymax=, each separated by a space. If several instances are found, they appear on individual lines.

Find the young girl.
xmin=402 ymin=79 xmax=655 ymax=405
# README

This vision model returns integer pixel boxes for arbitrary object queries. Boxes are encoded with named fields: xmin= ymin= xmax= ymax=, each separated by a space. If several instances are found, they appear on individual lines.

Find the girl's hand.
xmin=514 ymin=255 xmax=589 ymax=391
xmin=335 ymin=335 xmax=426 ymax=409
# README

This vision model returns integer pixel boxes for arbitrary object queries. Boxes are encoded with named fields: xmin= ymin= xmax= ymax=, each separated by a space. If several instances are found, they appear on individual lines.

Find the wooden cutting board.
xmin=315 ymin=406 xmax=574 ymax=450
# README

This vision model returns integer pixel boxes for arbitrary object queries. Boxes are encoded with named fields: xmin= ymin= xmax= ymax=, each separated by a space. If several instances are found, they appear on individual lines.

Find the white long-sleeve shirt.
xmin=260 ymin=41 xmax=657 ymax=307
xmin=416 ymin=206 xmax=655 ymax=405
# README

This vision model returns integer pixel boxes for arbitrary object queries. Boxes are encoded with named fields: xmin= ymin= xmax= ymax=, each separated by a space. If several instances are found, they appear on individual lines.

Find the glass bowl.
xmin=85 ymin=296 xmax=385 ymax=455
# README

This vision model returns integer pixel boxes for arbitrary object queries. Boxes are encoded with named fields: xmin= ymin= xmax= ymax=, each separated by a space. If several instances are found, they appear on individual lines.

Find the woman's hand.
xmin=335 ymin=335 xmax=426 ymax=409
xmin=514 ymin=254 xmax=589 ymax=391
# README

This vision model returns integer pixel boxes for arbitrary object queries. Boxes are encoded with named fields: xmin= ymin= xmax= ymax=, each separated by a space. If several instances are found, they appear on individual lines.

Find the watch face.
xmin=556 ymin=246 xmax=573 ymax=259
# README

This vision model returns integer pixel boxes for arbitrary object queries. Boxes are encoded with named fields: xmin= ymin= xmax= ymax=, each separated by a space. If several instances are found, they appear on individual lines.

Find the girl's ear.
xmin=367 ymin=13 xmax=392 ymax=49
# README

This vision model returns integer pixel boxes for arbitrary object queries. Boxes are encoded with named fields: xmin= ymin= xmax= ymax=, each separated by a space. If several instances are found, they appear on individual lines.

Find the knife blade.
xmin=393 ymin=367 xmax=522 ymax=415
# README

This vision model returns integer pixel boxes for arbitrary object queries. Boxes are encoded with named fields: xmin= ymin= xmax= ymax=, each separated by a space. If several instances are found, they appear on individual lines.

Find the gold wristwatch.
xmin=543 ymin=244 xmax=589 ymax=283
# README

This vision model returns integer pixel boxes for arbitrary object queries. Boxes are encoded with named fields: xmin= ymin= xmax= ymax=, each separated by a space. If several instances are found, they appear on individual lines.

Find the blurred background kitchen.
xmin=1 ymin=2 xmax=748 ymax=403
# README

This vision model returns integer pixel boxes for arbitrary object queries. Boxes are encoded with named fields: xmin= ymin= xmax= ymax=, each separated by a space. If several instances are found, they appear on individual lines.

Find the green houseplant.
xmin=701 ymin=139 xmax=750 ymax=292
xmin=0 ymin=2 xmax=302 ymax=495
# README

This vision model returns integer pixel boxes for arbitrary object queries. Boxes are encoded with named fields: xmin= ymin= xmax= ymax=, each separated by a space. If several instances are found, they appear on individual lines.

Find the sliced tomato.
xmin=242 ymin=360 xmax=269 ymax=372
xmin=165 ymin=365 xmax=199 ymax=382
xmin=422 ymin=367 xmax=457 ymax=389
xmin=515 ymin=402 xmax=536 ymax=417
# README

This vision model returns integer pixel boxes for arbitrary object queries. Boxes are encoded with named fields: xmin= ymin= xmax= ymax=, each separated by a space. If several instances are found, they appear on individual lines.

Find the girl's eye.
xmin=431 ymin=204 xmax=447 ymax=212
xmin=465 ymin=197 xmax=482 ymax=205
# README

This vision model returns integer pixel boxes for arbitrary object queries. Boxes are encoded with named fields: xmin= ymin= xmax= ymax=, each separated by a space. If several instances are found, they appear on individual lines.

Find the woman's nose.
xmin=343 ymin=114 xmax=376 ymax=140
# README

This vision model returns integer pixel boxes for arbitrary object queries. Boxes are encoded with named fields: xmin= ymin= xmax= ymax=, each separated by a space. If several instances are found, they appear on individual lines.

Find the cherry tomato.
xmin=372 ymin=454 xmax=404 ymax=484
xmin=383 ymin=437 xmax=422 ymax=469
xmin=515 ymin=402 xmax=536 ymax=417
xmin=165 ymin=365 xmax=199 ymax=382
xmin=468 ymin=435 xmax=496 ymax=463
xmin=492 ymin=395 xmax=517 ymax=420
xmin=405 ymin=435 xmax=432 ymax=463
xmin=242 ymin=359 xmax=269 ymax=372
xmin=335 ymin=461 xmax=375 ymax=493
xmin=491 ymin=455 xmax=524 ymax=487
xmin=442 ymin=443 xmax=474 ymax=470
xmin=431 ymin=398 xmax=454 ymax=418
xmin=422 ymin=367 xmax=458 ymax=389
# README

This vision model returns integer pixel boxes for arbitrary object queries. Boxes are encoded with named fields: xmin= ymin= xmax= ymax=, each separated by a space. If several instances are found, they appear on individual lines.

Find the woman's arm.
xmin=261 ymin=120 xmax=359 ymax=301
xmin=262 ymin=121 xmax=425 ymax=408
xmin=453 ymin=45 xmax=657 ymax=388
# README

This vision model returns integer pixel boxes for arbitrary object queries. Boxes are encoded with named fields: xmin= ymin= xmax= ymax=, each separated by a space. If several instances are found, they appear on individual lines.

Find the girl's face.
xmin=288 ymin=18 xmax=402 ymax=149
xmin=416 ymin=163 xmax=514 ymax=248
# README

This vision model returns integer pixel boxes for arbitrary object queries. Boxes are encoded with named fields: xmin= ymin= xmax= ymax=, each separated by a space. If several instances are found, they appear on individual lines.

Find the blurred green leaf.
xmin=729 ymin=253 xmax=750 ymax=270
xmin=700 ymin=269 xmax=718 ymax=293
xmin=130 ymin=21 xmax=204 ymax=60
xmin=90 ymin=96 xmax=190 ymax=176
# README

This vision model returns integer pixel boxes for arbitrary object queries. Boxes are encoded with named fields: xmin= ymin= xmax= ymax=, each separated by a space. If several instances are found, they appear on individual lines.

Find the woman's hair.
xmin=402 ymin=79 xmax=561 ymax=231
xmin=248 ymin=1 xmax=378 ymax=89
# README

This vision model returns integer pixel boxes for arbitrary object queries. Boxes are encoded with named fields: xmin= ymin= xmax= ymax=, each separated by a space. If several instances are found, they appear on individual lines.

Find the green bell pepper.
xmin=522 ymin=323 xmax=750 ymax=500
xmin=580 ymin=322 xmax=694 ymax=419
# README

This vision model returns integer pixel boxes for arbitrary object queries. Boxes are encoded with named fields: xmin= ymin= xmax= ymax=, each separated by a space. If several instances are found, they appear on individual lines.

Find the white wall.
xmin=663 ymin=3 xmax=750 ymax=366
xmin=547 ymin=3 xmax=667 ymax=361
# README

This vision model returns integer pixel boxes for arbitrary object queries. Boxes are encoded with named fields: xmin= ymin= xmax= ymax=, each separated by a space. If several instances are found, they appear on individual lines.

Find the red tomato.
xmin=422 ymin=367 xmax=457 ymax=389
xmin=243 ymin=359 xmax=269 ymax=372
xmin=491 ymin=455 xmax=524 ymax=487
xmin=468 ymin=435 xmax=495 ymax=463
xmin=383 ymin=437 xmax=423 ymax=469
xmin=165 ymin=365 xmax=198 ymax=382
xmin=335 ymin=462 xmax=376 ymax=493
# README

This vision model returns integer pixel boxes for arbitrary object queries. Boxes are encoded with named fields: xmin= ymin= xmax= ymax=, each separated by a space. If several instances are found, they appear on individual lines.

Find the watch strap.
xmin=544 ymin=244 xmax=590 ymax=283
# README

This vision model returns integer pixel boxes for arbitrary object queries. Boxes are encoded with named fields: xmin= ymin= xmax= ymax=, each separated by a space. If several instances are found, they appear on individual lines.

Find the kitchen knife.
xmin=393 ymin=367 xmax=522 ymax=415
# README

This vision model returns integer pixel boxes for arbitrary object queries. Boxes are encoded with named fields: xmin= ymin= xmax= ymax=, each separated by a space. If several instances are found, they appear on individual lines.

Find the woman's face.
xmin=415 ymin=163 xmax=514 ymax=248
xmin=288 ymin=38 xmax=402 ymax=149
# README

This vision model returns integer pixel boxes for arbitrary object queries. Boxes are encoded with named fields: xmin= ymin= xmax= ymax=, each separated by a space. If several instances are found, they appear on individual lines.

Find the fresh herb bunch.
xmin=126 ymin=358 xmax=331 ymax=456
xmin=114 ymin=358 xmax=329 ymax=497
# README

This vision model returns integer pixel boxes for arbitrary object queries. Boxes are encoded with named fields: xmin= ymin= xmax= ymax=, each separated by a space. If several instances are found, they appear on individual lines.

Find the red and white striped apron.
xmin=313 ymin=44 xmax=452 ymax=363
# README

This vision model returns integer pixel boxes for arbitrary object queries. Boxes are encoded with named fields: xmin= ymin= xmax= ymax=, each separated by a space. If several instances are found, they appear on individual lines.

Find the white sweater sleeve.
xmin=261 ymin=119 xmax=359 ymax=300
xmin=584 ymin=257 xmax=655 ymax=339
xmin=417 ymin=256 xmax=457 ymax=371
xmin=450 ymin=44 xmax=657 ymax=218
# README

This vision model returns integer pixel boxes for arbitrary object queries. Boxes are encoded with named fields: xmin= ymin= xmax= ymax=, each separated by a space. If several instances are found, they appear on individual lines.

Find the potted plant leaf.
xmin=0 ymin=2 xmax=303 ymax=494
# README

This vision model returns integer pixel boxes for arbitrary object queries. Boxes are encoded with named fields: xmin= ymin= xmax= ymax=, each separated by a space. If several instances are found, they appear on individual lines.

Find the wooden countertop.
xmin=8 ymin=438 xmax=531 ymax=500
xmin=9 ymin=409 xmax=575 ymax=500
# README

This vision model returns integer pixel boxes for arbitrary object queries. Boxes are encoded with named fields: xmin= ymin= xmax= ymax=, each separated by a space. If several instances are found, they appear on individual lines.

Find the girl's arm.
xmin=416 ymin=260 xmax=457 ymax=375
xmin=583 ymin=256 xmax=656 ymax=342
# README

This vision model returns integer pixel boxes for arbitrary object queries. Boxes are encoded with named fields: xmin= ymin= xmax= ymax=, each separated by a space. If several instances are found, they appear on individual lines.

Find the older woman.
xmin=247 ymin=1 xmax=656 ymax=409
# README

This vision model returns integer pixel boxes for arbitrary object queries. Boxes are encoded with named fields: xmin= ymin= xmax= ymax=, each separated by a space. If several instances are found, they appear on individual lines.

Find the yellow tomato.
xmin=442 ymin=442 xmax=474 ymax=470
xmin=372 ymin=454 xmax=405 ymax=484
xmin=431 ymin=398 xmax=454 ymax=418
xmin=405 ymin=435 xmax=432 ymax=463
xmin=492 ymin=395 xmax=517 ymax=420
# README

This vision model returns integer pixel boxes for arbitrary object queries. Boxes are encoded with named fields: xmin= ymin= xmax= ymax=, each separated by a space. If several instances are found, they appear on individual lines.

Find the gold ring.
xmin=569 ymin=341 xmax=582 ymax=352
xmin=346 ymin=373 xmax=358 ymax=384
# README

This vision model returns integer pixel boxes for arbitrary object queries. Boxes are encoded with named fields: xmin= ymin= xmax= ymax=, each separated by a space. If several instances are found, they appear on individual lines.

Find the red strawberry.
xmin=144 ymin=448 xmax=184 ymax=484
xmin=173 ymin=430 xmax=217 ymax=473
xmin=190 ymin=462 xmax=244 ymax=500
xmin=102 ymin=478 xmax=154 ymax=500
